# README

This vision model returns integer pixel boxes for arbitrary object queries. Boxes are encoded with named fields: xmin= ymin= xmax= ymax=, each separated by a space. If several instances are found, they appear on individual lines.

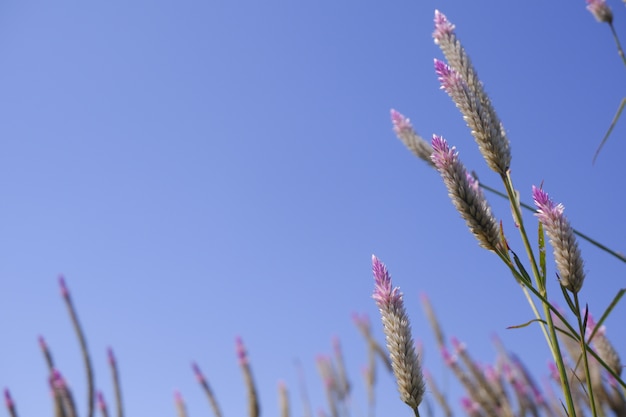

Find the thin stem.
xmin=573 ymin=294 xmax=598 ymax=417
xmin=501 ymin=172 xmax=541 ymax=288
xmin=61 ymin=279 xmax=95 ymax=417
xmin=593 ymin=97 xmax=626 ymax=165
xmin=107 ymin=349 xmax=124 ymax=417
xmin=609 ymin=22 xmax=626 ymax=68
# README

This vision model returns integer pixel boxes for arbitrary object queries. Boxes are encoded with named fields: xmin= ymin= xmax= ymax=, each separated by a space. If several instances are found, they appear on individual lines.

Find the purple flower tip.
xmin=433 ymin=58 xmax=449 ymax=74
xmin=38 ymin=335 xmax=47 ymax=350
xmin=460 ymin=397 xmax=474 ymax=410
xmin=533 ymin=185 xmax=585 ymax=292
xmin=174 ymin=390 xmax=184 ymax=405
xmin=351 ymin=312 xmax=365 ymax=325
xmin=50 ymin=369 xmax=67 ymax=390
xmin=97 ymin=391 xmax=107 ymax=410
xmin=431 ymin=135 xmax=447 ymax=153
xmin=191 ymin=362 xmax=206 ymax=383
xmin=390 ymin=109 xmax=412 ymax=135
xmin=434 ymin=60 xmax=463 ymax=93
xmin=372 ymin=255 xmax=399 ymax=308
xmin=4 ymin=389 xmax=13 ymax=407
xmin=430 ymin=135 xmax=456 ymax=169
xmin=332 ymin=336 xmax=341 ymax=350
xmin=450 ymin=337 xmax=465 ymax=352
xmin=586 ymin=0 xmax=613 ymax=23
xmin=107 ymin=347 xmax=116 ymax=365
xmin=532 ymin=186 xmax=552 ymax=209
xmin=58 ymin=275 xmax=69 ymax=298
xmin=440 ymin=346 xmax=455 ymax=365
xmin=235 ymin=336 xmax=248 ymax=365
xmin=433 ymin=10 xmax=455 ymax=43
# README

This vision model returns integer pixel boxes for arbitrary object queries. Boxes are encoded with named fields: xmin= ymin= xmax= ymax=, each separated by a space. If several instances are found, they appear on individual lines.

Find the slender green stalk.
xmin=593 ymin=97 xmax=626 ymax=165
xmin=501 ymin=173 xmax=541 ymax=288
xmin=60 ymin=278 xmax=95 ymax=417
xmin=107 ymin=349 xmax=124 ymax=417
xmin=609 ymin=22 xmax=626 ymax=68
xmin=573 ymin=294 xmax=598 ymax=417
xmin=192 ymin=362 xmax=223 ymax=417
xmin=593 ymin=21 xmax=626 ymax=164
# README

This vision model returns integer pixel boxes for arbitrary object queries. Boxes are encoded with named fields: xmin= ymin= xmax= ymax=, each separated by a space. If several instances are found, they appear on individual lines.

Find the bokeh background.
xmin=1 ymin=1 xmax=624 ymax=416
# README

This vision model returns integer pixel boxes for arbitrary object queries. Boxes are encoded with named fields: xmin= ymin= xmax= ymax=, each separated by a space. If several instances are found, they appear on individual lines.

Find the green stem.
xmin=63 ymin=289 xmax=95 ymax=417
xmin=609 ymin=22 xmax=626 ymax=69
xmin=573 ymin=293 xmax=598 ymax=417
xmin=501 ymin=172 xmax=541 ymax=287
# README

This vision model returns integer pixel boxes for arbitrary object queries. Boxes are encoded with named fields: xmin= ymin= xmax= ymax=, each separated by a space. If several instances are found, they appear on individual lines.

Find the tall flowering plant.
xmin=381 ymin=5 xmax=626 ymax=417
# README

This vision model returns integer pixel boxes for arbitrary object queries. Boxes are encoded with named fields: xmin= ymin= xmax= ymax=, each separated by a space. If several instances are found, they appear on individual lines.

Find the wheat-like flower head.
xmin=372 ymin=255 xmax=425 ymax=413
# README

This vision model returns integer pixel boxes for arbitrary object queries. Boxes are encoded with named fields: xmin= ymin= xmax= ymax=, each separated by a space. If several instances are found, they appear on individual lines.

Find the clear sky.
xmin=1 ymin=2 xmax=625 ymax=417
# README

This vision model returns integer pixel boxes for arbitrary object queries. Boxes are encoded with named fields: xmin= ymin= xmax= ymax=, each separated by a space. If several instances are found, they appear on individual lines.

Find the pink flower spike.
xmin=38 ymin=335 xmax=48 ymax=350
xmin=58 ymin=275 xmax=69 ymax=299
xmin=235 ymin=336 xmax=248 ymax=366
xmin=351 ymin=312 xmax=369 ymax=327
xmin=434 ymin=59 xmax=462 ymax=93
xmin=4 ymin=388 xmax=13 ymax=408
xmin=433 ymin=10 xmax=455 ymax=44
xmin=390 ymin=109 xmax=413 ymax=136
xmin=586 ymin=0 xmax=613 ymax=23
xmin=441 ymin=346 xmax=455 ymax=366
xmin=450 ymin=337 xmax=465 ymax=353
xmin=174 ymin=390 xmax=184 ymax=405
xmin=107 ymin=347 xmax=116 ymax=366
xmin=332 ymin=336 xmax=343 ymax=357
xmin=371 ymin=255 xmax=424 ymax=411
xmin=389 ymin=108 xmax=435 ymax=166
xmin=532 ymin=186 xmax=585 ymax=293
xmin=97 ymin=391 xmax=107 ymax=411
xmin=50 ymin=369 xmax=68 ymax=390
xmin=461 ymin=397 xmax=479 ymax=413
xmin=191 ymin=362 xmax=206 ymax=383
xmin=371 ymin=255 xmax=400 ymax=308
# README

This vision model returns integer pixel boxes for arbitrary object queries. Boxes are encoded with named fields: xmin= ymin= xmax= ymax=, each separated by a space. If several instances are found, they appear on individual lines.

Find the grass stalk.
xmin=573 ymin=293 xmax=598 ymax=417
xmin=60 ymin=277 xmax=95 ymax=417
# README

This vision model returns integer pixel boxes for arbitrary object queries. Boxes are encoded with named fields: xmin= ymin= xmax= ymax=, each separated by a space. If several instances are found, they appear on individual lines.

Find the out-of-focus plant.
xmin=585 ymin=0 xmax=626 ymax=163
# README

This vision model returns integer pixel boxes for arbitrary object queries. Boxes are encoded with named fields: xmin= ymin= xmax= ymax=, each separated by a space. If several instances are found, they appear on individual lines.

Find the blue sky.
xmin=1 ymin=1 xmax=625 ymax=416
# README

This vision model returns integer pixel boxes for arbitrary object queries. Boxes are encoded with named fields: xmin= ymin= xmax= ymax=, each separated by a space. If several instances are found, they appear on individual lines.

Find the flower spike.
xmin=433 ymin=11 xmax=511 ymax=175
xmin=586 ymin=0 xmax=613 ymax=23
xmin=372 ymin=255 xmax=425 ymax=413
xmin=390 ymin=109 xmax=434 ymax=167
xmin=532 ymin=186 xmax=585 ymax=293
xmin=431 ymin=135 xmax=503 ymax=252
